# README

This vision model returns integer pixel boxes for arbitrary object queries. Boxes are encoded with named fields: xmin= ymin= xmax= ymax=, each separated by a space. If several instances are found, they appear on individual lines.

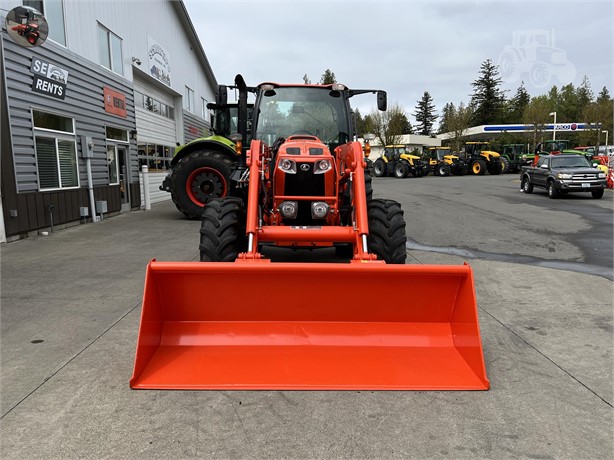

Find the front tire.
xmin=394 ymin=162 xmax=408 ymax=178
xmin=199 ymin=197 xmax=246 ymax=262
xmin=591 ymin=189 xmax=604 ymax=199
xmin=367 ymin=199 xmax=407 ymax=264
xmin=470 ymin=159 xmax=487 ymax=175
xmin=547 ymin=181 xmax=559 ymax=199
xmin=437 ymin=163 xmax=451 ymax=177
xmin=500 ymin=157 xmax=510 ymax=174
xmin=170 ymin=150 xmax=234 ymax=219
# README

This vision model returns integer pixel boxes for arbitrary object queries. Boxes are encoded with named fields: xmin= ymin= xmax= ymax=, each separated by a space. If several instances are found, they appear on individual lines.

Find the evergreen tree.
xmin=319 ymin=69 xmax=336 ymax=84
xmin=469 ymin=59 xmax=507 ymax=125
xmin=302 ymin=74 xmax=312 ymax=84
xmin=596 ymin=86 xmax=611 ymax=103
xmin=413 ymin=91 xmax=438 ymax=135
xmin=558 ymin=83 xmax=579 ymax=121
xmin=508 ymin=82 xmax=531 ymax=123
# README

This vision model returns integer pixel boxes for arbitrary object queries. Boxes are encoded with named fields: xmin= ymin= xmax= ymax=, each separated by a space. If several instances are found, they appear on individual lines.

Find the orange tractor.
xmin=130 ymin=76 xmax=489 ymax=391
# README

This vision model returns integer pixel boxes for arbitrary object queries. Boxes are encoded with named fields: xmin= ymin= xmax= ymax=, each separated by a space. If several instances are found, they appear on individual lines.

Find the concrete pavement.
xmin=1 ymin=201 xmax=612 ymax=459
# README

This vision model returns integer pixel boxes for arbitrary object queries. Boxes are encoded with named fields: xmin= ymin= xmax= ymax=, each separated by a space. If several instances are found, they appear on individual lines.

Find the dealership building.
xmin=1 ymin=0 xmax=217 ymax=242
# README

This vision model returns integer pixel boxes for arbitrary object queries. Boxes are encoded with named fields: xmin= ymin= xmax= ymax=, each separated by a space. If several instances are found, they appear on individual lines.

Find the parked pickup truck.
xmin=520 ymin=154 xmax=607 ymax=199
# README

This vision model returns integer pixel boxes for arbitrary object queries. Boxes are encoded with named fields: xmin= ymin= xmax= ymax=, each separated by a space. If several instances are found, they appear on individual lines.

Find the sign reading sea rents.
xmin=30 ymin=57 xmax=68 ymax=100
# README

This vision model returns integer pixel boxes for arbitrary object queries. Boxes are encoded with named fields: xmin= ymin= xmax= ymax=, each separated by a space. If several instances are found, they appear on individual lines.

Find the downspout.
xmin=86 ymin=155 xmax=97 ymax=222
xmin=81 ymin=136 xmax=98 ymax=222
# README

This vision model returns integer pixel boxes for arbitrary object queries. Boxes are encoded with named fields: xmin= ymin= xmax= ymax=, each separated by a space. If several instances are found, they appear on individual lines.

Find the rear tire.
xmin=170 ymin=150 xmax=234 ymax=219
xmin=591 ymin=189 xmax=604 ymax=199
xmin=521 ymin=176 xmax=533 ymax=193
xmin=373 ymin=159 xmax=386 ymax=177
xmin=199 ymin=197 xmax=246 ymax=262
xmin=367 ymin=199 xmax=407 ymax=264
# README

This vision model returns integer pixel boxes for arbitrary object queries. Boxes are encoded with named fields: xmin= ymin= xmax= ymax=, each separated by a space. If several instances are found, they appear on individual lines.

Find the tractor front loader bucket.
xmin=130 ymin=261 xmax=489 ymax=390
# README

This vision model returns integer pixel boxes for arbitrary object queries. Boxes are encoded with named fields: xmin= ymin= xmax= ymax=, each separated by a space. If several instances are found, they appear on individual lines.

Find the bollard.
xmin=142 ymin=165 xmax=151 ymax=210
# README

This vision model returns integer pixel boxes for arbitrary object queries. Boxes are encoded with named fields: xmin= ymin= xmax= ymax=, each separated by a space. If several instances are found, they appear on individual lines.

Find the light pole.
xmin=549 ymin=112 xmax=557 ymax=141
xmin=603 ymin=130 xmax=609 ymax=147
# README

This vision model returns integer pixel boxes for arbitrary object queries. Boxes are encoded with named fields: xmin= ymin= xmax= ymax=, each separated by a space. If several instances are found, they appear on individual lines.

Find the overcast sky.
xmin=183 ymin=0 xmax=613 ymax=124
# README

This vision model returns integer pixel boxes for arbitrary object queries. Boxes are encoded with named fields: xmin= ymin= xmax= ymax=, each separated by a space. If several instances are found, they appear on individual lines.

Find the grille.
xmin=571 ymin=173 xmax=598 ymax=181
xmin=283 ymin=163 xmax=325 ymax=225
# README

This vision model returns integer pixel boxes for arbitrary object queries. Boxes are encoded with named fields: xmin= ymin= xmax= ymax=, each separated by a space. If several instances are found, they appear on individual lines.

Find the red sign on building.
xmin=103 ymin=87 xmax=127 ymax=118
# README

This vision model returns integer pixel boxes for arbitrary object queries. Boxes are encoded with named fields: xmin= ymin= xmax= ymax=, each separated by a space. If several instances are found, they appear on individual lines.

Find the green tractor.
xmin=372 ymin=144 xmax=429 ymax=178
xmin=463 ymin=142 xmax=502 ymax=175
xmin=535 ymin=140 xmax=591 ymax=159
xmin=499 ymin=144 xmax=534 ymax=173
xmin=160 ymin=82 xmax=254 ymax=219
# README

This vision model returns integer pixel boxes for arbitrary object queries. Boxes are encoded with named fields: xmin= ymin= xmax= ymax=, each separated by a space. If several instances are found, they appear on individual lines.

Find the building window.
xmin=106 ymin=126 xmax=128 ymax=142
xmin=33 ymin=110 xmax=78 ymax=190
xmin=137 ymin=142 xmax=175 ymax=172
xmin=184 ymin=86 xmax=194 ymax=112
xmin=24 ymin=0 xmax=66 ymax=46
xmin=135 ymin=90 xmax=175 ymax=120
xmin=98 ymin=23 xmax=123 ymax=75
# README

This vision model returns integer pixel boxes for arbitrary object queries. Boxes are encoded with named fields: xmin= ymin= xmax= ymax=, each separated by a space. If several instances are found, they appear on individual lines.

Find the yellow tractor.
xmin=424 ymin=147 xmax=468 ymax=176
xmin=373 ymin=145 xmax=429 ymax=178
xmin=463 ymin=142 xmax=502 ymax=175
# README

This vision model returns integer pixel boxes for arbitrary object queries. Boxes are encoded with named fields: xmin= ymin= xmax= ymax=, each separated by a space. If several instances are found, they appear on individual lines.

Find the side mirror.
xmin=377 ymin=91 xmax=387 ymax=111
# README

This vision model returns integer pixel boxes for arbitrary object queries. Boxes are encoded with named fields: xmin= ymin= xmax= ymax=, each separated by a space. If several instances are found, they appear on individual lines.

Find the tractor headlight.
xmin=311 ymin=201 xmax=330 ymax=219
xmin=314 ymin=159 xmax=332 ymax=174
xmin=278 ymin=158 xmax=297 ymax=174
xmin=279 ymin=201 xmax=298 ymax=219
xmin=557 ymin=173 xmax=573 ymax=179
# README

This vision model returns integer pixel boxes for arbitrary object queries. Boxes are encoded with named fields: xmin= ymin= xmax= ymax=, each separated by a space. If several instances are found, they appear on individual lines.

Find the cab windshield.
xmin=254 ymin=86 xmax=350 ymax=148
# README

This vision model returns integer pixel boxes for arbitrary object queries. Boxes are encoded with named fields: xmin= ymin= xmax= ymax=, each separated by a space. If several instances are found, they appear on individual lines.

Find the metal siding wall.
xmin=3 ymin=34 xmax=137 ymax=192
xmin=135 ymin=107 xmax=176 ymax=145
xmin=183 ymin=110 xmax=211 ymax=143
xmin=61 ymin=0 xmax=217 ymax=111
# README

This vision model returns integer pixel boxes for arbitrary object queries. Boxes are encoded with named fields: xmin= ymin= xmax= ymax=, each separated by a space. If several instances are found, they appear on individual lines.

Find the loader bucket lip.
xmin=130 ymin=261 xmax=489 ymax=391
